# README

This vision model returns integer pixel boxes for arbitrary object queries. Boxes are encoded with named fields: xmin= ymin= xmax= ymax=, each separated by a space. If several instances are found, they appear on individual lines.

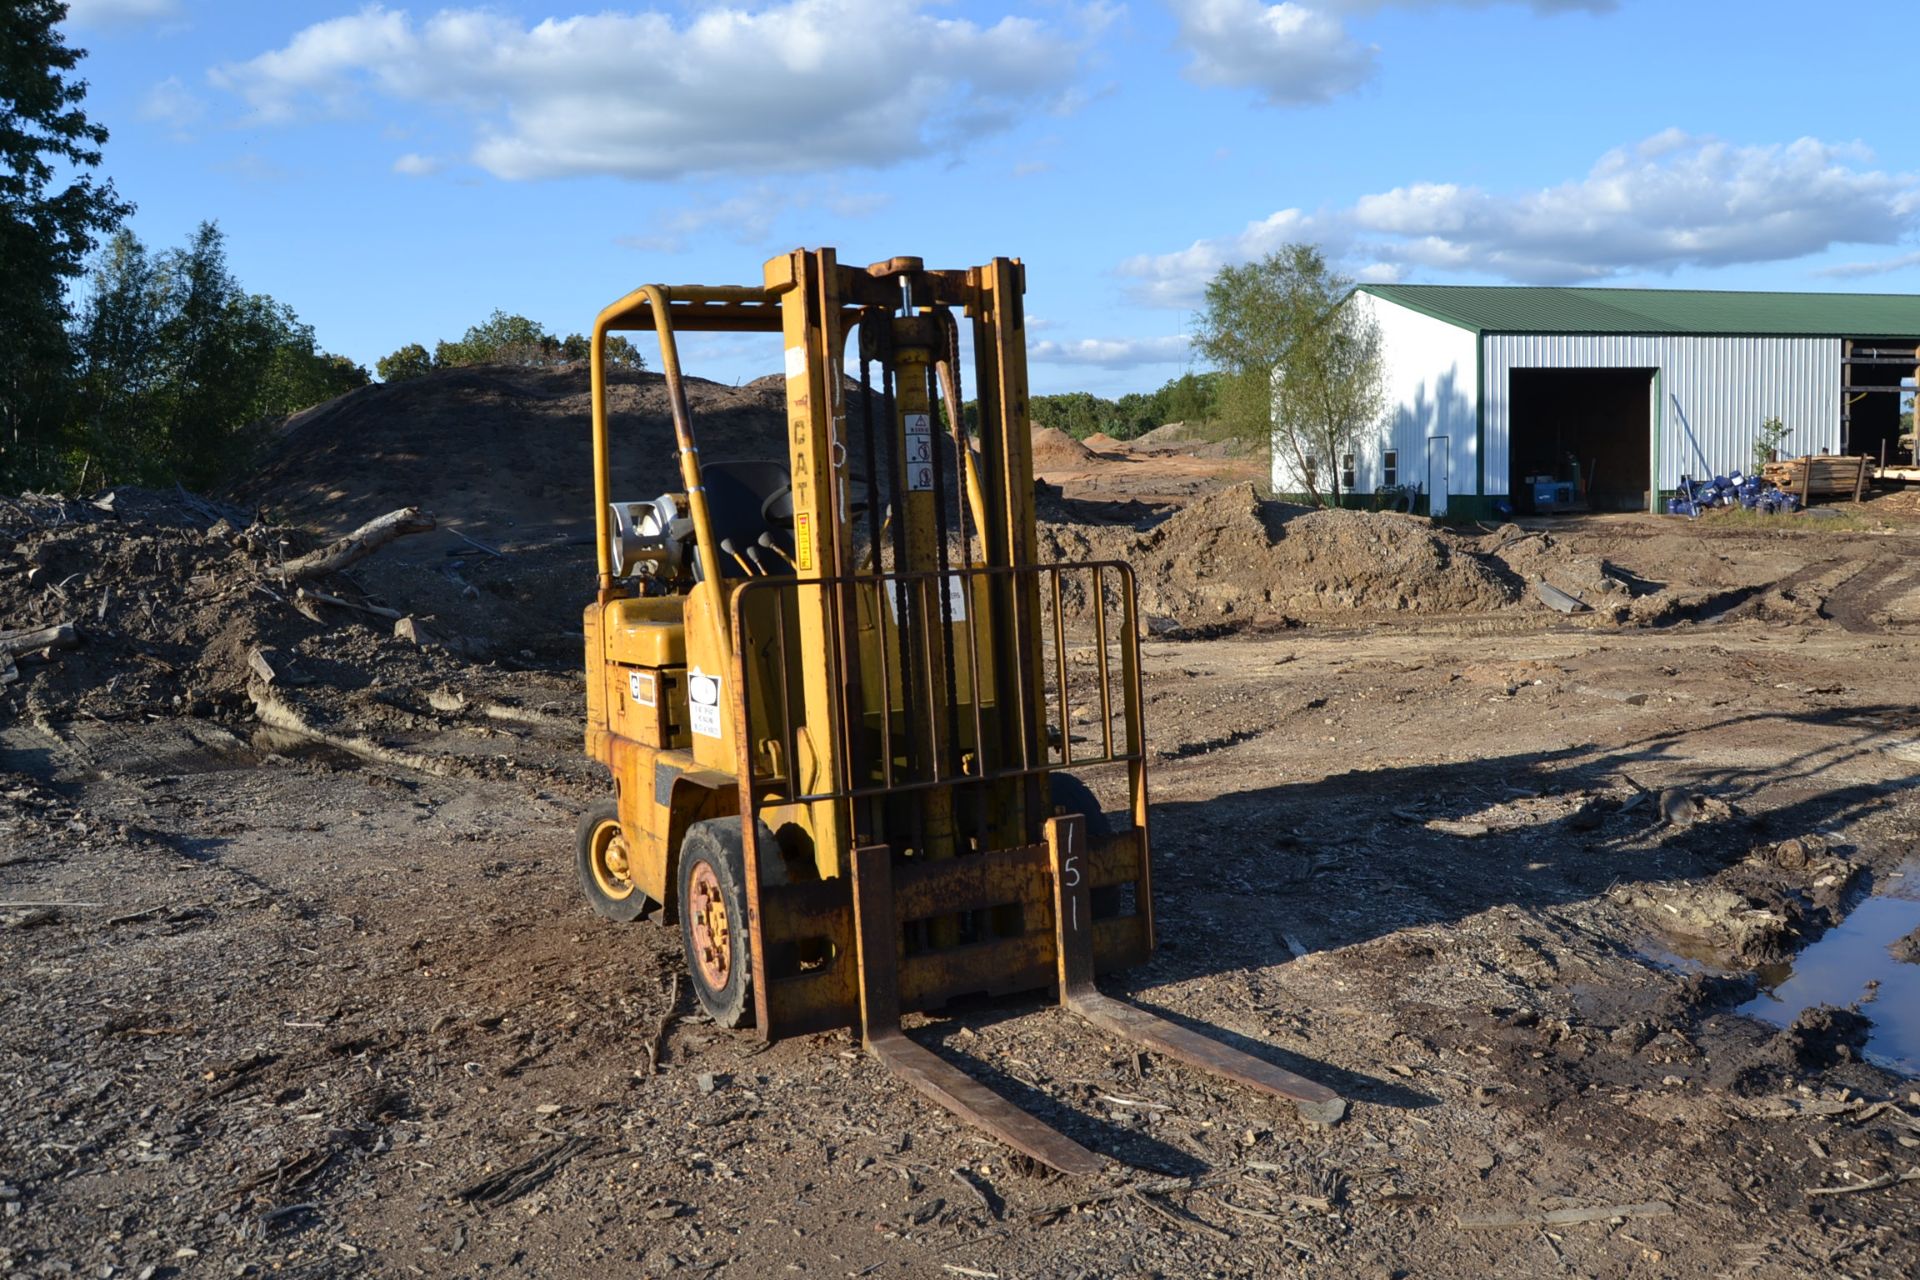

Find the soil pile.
xmin=1030 ymin=426 xmax=1095 ymax=469
xmin=1041 ymin=483 xmax=1521 ymax=625
xmin=238 ymin=364 xmax=789 ymax=537
xmin=1892 ymin=925 xmax=1920 ymax=965
xmin=226 ymin=364 xmax=795 ymax=663
xmin=1481 ymin=524 xmax=1636 ymax=616
xmin=1129 ymin=421 xmax=1254 ymax=460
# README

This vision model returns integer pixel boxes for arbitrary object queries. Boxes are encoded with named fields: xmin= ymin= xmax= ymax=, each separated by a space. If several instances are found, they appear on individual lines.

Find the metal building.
xmin=1270 ymin=285 xmax=1920 ymax=517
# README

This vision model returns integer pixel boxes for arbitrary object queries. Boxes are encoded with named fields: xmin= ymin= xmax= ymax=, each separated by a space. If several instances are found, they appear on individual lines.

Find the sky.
xmin=56 ymin=0 xmax=1920 ymax=396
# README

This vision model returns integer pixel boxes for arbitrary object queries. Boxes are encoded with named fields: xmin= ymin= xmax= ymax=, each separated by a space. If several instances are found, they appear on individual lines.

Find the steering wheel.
xmin=760 ymin=482 xmax=794 ymax=528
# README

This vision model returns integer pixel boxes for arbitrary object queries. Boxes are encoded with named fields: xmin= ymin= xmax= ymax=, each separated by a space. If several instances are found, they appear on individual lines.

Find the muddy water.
xmin=1737 ymin=863 xmax=1920 ymax=1076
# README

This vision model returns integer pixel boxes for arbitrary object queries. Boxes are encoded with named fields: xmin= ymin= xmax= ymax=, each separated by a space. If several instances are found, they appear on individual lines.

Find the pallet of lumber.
xmin=1760 ymin=455 xmax=1869 ymax=504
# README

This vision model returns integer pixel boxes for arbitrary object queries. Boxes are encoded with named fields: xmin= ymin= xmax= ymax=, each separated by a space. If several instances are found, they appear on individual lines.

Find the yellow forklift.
xmin=574 ymin=250 xmax=1340 ymax=1172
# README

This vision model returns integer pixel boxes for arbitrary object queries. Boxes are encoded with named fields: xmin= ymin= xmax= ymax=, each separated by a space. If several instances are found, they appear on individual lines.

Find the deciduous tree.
xmin=1191 ymin=244 xmax=1386 ymax=506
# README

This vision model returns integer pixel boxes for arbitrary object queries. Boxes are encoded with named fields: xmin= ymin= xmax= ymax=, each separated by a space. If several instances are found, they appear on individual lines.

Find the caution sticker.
xmin=628 ymin=670 xmax=656 ymax=707
xmin=794 ymin=511 xmax=814 ymax=570
xmin=688 ymin=667 xmax=723 ymax=739
xmin=905 ymin=412 xmax=934 ymax=490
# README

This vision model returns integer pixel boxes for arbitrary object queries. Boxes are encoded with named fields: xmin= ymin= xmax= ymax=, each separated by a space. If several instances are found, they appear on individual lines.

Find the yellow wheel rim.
xmin=588 ymin=819 xmax=635 ymax=901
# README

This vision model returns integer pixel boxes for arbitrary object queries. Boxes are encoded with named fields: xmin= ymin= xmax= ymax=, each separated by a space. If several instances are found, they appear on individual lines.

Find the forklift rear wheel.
xmin=576 ymin=799 xmax=651 ymax=923
xmin=678 ymin=819 xmax=754 ymax=1028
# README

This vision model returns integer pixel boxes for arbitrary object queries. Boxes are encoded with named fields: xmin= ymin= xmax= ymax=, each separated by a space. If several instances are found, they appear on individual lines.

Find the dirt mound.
xmin=1041 ymin=483 xmax=1520 ymax=625
xmin=1892 ymin=925 xmax=1920 ymax=965
xmin=1031 ymin=426 xmax=1095 ymax=469
xmin=240 ymin=363 xmax=788 ymax=537
xmin=1127 ymin=421 xmax=1255 ymax=460
xmin=223 ymin=364 xmax=795 ymax=663
xmin=1081 ymin=432 xmax=1128 ymax=454
xmin=1480 ymin=524 xmax=1636 ymax=618
xmin=1129 ymin=421 xmax=1195 ymax=450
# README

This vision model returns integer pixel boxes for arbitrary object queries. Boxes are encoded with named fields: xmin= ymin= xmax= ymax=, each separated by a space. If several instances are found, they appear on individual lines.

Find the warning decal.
xmin=905 ymin=412 xmax=934 ymax=492
xmin=628 ymin=670 xmax=656 ymax=707
xmin=794 ymin=511 xmax=814 ymax=570
xmin=687 ymin=668 xmax=723 ymax=739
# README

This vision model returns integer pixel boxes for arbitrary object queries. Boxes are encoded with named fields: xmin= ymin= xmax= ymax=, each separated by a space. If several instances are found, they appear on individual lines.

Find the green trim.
xmin=1440 ymin=494 xmax=1501 ymax=522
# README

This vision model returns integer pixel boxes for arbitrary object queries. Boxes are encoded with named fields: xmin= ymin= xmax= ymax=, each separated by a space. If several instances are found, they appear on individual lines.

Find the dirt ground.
xmin=5 ymin=369 xmax=1920 ymax=1279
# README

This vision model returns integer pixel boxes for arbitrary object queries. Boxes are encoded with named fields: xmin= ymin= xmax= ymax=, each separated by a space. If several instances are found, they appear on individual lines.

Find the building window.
xmin=1303 ymin=456 xmax=1318 ymax=486
xmin=1341 ymin=453 xmax=1356 ymax=490
xmin=1383 ymin=449 xmax=1398 ymax=487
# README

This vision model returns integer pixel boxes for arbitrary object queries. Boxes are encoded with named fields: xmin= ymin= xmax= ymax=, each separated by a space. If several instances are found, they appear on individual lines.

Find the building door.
xmin=1427 ymin=436 xmax=1450 ymax=517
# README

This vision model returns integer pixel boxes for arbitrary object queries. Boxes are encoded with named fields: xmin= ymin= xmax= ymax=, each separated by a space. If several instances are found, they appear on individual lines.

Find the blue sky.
xmin=60 ymin=0 xmax=1920 ymax=395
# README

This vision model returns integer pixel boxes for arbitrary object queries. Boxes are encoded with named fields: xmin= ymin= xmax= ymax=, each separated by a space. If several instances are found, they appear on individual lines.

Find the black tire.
xmin=575 ymin=798 xmax=650 ymax=923
xmin=678 ymin=819 xmax=754 ymax=1029
xmin=1049 ymin=772 xmax=1115 ymax=839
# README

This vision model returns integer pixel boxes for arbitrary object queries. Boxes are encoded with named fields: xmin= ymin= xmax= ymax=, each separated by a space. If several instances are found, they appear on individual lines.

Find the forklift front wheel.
xmin=575 ymin=799 xmax=651 ymax=923
xmin=678 ymin=819 xmax=754 ymax=1028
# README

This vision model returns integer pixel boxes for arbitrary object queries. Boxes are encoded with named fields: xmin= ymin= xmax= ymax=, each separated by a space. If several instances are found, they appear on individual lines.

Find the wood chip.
xmin=1456 ymin=1201 xmax=1673 ymax=1230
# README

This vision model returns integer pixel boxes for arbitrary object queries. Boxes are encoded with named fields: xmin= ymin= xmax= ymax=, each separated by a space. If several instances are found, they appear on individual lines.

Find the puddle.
xmin=1736 ymin=864 xmax=1920 ymax=1077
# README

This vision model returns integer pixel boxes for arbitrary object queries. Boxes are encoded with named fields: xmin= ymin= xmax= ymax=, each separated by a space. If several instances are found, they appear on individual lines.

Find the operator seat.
xmin=693 ymin=459 xmax=794 ymax=580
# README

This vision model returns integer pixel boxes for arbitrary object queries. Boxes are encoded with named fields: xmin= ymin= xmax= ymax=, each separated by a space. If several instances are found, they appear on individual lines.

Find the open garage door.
xmin=1509 ymin=368 xmax=1654 ymax=512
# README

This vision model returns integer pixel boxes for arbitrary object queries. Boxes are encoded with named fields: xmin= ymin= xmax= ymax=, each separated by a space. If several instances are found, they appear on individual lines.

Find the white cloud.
xmin=211 ymin=1 xmax=1098 ymax=181
xmin=138 ymin=76 xmax=204 ymax=132
xmin=392 ymin=152 xmax=442 ymax=177
xmin=1168 ymin=1 xmax=1374 ymax=105
xmin=618 ymin=185 xmax=889 ymax=253
xmin=1029 ymin=334 xmax=1193 ymax=368
xmin=1120 ymin=208 xmax=1326 ymax=307
xmin=63 ymin=0 xmax=178 ymax=26
xmin=1166 ymin=0 xmax=1610 ymax=106
xmin=1121 ymin=131 xmax=1920 ymax=305
xmin=1812 ymin=249 xmax=1920 ymax=280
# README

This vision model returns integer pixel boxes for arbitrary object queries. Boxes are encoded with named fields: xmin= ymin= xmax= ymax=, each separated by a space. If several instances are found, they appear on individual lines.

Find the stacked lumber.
xmin=1760 ymin=455 xmax=1869 ymax=504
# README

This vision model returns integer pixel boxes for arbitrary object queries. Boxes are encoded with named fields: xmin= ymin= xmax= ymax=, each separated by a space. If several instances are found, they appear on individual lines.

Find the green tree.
xmin=604 ymin=334 xmax=644 ymax=369
xmin=72 ymin=229 xmax=168 ymax=479
xmin=558 ymin=331 xmax=645 ymax=369
xmin=436 ymin=310 xmax=557 ymax=367
xmin=1 ymin=1 xmax=134 ymax=485
xmin=1191 ymin=244 xmax=1385 ymax=506
xmin=377 ymin=342 xmax=433 ymax=382
xmin=1752 ymin=414 xmax=1791 ymax=471
xmin=71 ymin=222 xmax=367 ymax=486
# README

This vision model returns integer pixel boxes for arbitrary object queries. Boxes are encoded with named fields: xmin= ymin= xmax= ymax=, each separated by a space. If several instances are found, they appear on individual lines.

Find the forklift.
xmin=574 ymin=250 xmax=1340 ymax=1172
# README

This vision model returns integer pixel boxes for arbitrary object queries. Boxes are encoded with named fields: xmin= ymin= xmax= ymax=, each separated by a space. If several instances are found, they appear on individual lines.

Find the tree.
xmin=1191 ymin=244 xmax=1387 ymax=506
xmin=604 ymin=334 xmax=644 ymax=370
xmin=436 ymin=310 xmax=556 ymax=367
xmin=1 ymin=1 xmax=134 ymax=485
xmin=377 ymin=343 xmax=433 ymax=382
xmin=71 ymin=221 xmax=368 ymax=487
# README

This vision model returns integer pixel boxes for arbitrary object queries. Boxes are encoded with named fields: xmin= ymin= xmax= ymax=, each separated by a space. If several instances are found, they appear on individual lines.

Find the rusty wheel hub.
xmin=588 ymin=820 xmax=634 ymax=901
xmin=687 ymin=860 xmax=731 ymax=989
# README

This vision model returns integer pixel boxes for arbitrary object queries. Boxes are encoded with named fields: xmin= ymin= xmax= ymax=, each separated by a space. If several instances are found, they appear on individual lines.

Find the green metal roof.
xmin=1358 ymin=284 xmax=1920 ymax=338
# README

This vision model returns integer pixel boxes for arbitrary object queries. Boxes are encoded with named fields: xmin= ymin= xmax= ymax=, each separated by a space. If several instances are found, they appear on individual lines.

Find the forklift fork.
xmin=847 ymin=820 xmax=1344 ymax=1176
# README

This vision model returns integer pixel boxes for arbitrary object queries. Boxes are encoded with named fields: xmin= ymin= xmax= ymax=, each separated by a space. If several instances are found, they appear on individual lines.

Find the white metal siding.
xmin=1272 ymin=293 xmax=1478 ymax=496
xmin=1482 ymin=335 xmax=1839 ymax=495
